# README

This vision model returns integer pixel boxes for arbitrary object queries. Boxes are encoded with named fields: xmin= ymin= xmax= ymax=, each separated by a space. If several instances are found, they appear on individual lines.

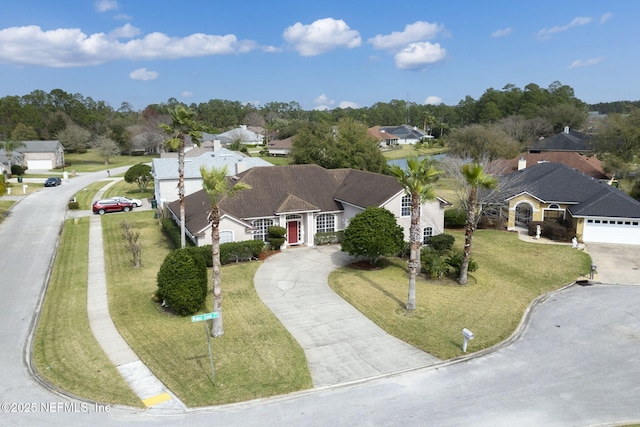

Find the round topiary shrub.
xmin=11 ymin=164 xmax=24 ymax=176
xmin=157 ymin=248 xmax=208 ymax=315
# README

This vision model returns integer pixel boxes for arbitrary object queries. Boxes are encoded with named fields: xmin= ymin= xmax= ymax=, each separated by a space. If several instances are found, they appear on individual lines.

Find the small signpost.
xmin=192 ymin=312 xmax=219 ymax=383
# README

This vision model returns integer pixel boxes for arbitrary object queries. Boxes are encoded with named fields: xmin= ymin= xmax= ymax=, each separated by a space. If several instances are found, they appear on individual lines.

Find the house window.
xmin=401 ymin=195 xmax=411 ymax=217
xmin=423 ymin=227 xmax=433 ymax=244
xmin=316 ymin=214 xmax=335 ymax=233
xmin=252 ymin=219 xmax=274 ymax=241
xmin=219 ymin=230 xmax=233 ymax=244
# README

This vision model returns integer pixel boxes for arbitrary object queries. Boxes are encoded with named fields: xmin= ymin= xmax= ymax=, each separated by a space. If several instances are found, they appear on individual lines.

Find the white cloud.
xmin=129 ymin=68 xmax=158 ymax=81
xmin=600 ymin=12 xmax=613 ymax=23
xmin=424 ymin=96 xmax=442 ymax=105
xmin=536 ymin=16 xmax=592 ymax=40
xmin=95 ymin=0 xmax=118 ymax=12
xmin=181 ymin=91 xmax=194 ymax=98
xmin=283 ymin=18 xmax=361 ymax=56
xmin=108 ymin=23 xmax=140 ymax=39
xmin=568 ymin=57 xmax=603 ymax=69
xmin=313 ymin=93 xmax=335 ymax=110
xmin=394 ymin=42 xmax=446 ymax=70
xmin=0 ymin=25 xmax=259 ymax=67
xmin=368 ymin=21 xmax=443 ymax=52
xmin=338 ymin=101 xmax=358 ymax=109
xmin=491 ymin=27 xmax=513 ymax=38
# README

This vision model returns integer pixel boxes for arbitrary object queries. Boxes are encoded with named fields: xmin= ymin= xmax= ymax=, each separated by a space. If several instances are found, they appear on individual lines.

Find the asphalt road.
xmin=1 ymin=169 xmax=640 ymax=426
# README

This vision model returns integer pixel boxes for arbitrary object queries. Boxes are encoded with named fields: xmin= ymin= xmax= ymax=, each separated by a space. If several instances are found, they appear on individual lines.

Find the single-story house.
xmin=166 ymin=164 xmax=450 ymax=247
xmin=2 ymin=140 xmax=65 ymax=170
xmin=368 ymin=126 xmax=399 ymax=148
xmin=212 ymin=125 xmax=263 ymax=145
xmin=379 ymin=125 xmax=431 ymax=145
xmin=487 ymin=152 xmax=609 ymax=180
xmin=528 ymin=126 xmax=592 ymax=153
xmin=151 ymin=147 xmax=272 ymax=208
xmin=493 ymin=162 xmax=640 ymax=245
xmin=267 ymin=137 xmax=293 ymax=157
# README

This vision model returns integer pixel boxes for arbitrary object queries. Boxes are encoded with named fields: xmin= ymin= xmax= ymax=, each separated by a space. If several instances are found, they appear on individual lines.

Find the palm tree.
xmin=200 ymin=165 xmax=251 ymax=337
xmin=0 ymin=139 xmax=26 ymax=168
xmin=159 ymin=106 xmax=202 ymax=248
xmin=458 ymin=162 xmax=497 ymax=285
xmin=389 ymin=157 xmax=439 ymax=310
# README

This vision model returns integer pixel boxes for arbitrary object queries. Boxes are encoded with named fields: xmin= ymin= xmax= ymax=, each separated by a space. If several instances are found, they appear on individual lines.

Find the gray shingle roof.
xmin=151 ymin=148 xmax=272 ymax=179
xmin=499 ymin=162 xmax=640 ymax=218
xmin=528 ymin=129 xmax=592 ymax=152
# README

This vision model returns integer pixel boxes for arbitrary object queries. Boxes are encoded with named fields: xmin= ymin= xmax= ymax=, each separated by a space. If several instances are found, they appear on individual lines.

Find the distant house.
xmin=487 ymin=152 xmax=609 ymax=180
xmin=266 ymin=137 xmax=293 ymax=157
xmin=528 ymin=127 xmax=592 ymax=153
xmin=1 ymin=140 xmax=65 ymax=171
xmin=166 ymin=164 xmax=449 ymax=247
xmin=493 ymin=162 xmax=640 ymax=245
xmin=379 ymin=125 xmax=431 ymax=145
xmin=151 ymin=147 xmax=272 ymax=208
xmin=212 ymin=125 xmax=263 ymax=145
xmin=367 ymin=126 xmax=399 ymax=148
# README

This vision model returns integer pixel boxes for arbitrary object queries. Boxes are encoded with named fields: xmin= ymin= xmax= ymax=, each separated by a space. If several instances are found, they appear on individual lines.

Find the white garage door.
xmin=27 ymin=159 xmax=53 ymax=170
xmin=583 ymin=218 xmax=640 ymax=245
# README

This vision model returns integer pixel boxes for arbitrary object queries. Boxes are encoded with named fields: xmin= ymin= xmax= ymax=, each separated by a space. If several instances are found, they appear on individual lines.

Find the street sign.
xmin=191 ymin=312 xmax=219 ymax=322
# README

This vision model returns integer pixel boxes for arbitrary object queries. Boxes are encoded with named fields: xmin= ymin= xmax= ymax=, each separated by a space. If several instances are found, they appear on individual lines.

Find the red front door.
xmin=287 ymin=221 xmax=298 ymax=244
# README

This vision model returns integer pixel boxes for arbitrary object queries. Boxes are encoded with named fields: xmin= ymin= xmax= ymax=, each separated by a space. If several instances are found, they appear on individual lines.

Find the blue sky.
xmin=0 ymin=0 xmax=637 ymax=111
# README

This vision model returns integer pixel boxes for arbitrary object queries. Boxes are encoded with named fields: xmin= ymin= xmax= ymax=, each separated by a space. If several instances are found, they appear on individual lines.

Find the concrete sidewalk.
xmin=254 ymin=245 xmax=440 ymax=387
xmin=85 ymin=178 xmax=185 ymax=412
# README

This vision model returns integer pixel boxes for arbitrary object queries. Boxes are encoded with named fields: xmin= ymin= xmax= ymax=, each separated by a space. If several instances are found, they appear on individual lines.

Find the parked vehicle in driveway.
xmin=92 ymin=199 xmax=134 ymax=215
xmin=111 ymin=196 xmax=143 ymax=207
xmin=44 ymin=177 xmax=62 ymax=187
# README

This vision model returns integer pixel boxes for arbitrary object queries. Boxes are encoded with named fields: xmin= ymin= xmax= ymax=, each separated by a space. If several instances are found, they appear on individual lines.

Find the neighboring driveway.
xmin=585 ymin=243 xmax=640 ymax=285
xmin=254 ymin=245 xmax=440 ymax=387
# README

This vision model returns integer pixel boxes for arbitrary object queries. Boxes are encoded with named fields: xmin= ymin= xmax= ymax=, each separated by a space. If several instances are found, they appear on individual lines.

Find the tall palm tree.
xmin=200 ymin=165 xmax=251 ymax=337
xmin=389 ymin=157 xmax=439 ymax=310
xmin=159 ymin=106 xmax=202 ymax=248
xmin=0 ymin=139 xmax=26 ymax=168
xmin=458 ymin=162 xmax=497 ymax=285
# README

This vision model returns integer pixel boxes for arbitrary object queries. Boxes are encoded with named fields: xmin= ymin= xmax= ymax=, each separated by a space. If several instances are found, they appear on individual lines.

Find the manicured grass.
xmin=382 ymin=144 xmax=447 ymax=160
xmin=101 ymin=212 xmax=311 ymax=406
xmin=252 ymin=154 xmax=291 ymax=166
xmin=329 ymin=229 xmax=592 ymax=360
xmin=0 ymin=200 xmax=15 ymax=222
xmin=72 ymin=181 xmax=113 ymax=209
xmin=103 ymin=180 xmax=153 ymax=202
xmin=32 ymin=217 xmax=142 ymax=407
xmin=64 ymin=150 xmax=157 ymax=173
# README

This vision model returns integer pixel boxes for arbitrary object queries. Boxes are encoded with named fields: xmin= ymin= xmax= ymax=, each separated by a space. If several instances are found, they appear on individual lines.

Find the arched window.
xmin=252 ymin=219 xmax=274 ymax=241
xmin=316 ymin=214 xmax=335 ymax=233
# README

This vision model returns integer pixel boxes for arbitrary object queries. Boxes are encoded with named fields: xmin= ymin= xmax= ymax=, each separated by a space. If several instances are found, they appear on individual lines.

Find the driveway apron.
xmin=585 ymin=243 xmax=640 ymax=285
xmin=254 ymin=245 xmax=440 ymax=387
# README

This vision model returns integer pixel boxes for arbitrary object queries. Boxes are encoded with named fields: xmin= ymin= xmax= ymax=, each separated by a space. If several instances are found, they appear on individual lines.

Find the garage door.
xmin=27 ymin=159 xmax=53 ymax=170
xmin=583 ymin=218 xmax=640 ymax=245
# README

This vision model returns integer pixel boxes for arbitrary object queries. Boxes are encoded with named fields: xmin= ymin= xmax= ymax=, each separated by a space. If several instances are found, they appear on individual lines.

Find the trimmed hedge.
xmin=157 ymin=248 xmax=208 ymax=316
xmin=528 ymin=220 xmax=572 ymax=242
xmin=428 ymin=233 xmax=455 ymax=254
xmin=444 ymin=209 xmax=467 ymax=228
xmin=314 ymin=231 xmax=344 ymax=245
xmin=267 ymin=226 xmax=286 ymax=250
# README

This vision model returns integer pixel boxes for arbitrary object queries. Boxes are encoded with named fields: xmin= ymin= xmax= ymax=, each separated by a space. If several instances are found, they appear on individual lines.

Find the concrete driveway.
xmin=585 ymin=243 xmax=640 ymax=284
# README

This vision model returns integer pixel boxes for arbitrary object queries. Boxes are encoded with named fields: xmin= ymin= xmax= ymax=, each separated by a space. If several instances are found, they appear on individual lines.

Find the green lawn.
xmin=63 ymin=150 xmax=157 ymax=173
xmin=72 ymin=181 xmax=113 ymax=209
xmin=382 ymin=144 xmax=448 ymax=160
xmin=103 ymin=180 xmax=154 ymax=201
xmin=329 ymin=229 xmax=592 ymax=360
xmin=0 ymin=200 xmax=15 ymax=223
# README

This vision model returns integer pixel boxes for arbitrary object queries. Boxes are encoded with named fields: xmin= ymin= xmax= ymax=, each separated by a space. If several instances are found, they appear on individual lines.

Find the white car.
xmin=112 ymin=196 xmax=143 ymax=207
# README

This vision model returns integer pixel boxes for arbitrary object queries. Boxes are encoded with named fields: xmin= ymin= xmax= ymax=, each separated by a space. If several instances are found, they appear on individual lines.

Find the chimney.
xmin=518 ymin=157 xmax=527 ymax=171
xmin=564 ymin=126 xmax=570 ymax=134
xmin=236 ymin=160 xmax=247 ymax=175
xmin=213 ymin=139 xmax=222 ymax=151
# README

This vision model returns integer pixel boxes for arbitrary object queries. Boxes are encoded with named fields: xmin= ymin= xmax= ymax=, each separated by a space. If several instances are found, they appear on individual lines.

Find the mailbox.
xmin=463 ymin=328 xmax=474 ymax=340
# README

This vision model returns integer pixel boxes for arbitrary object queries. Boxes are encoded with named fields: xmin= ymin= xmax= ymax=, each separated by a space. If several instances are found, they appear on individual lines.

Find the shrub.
xmin=314 ymin=231 xmax=344 ymax=245
xmin=68 ymin=201 xmax=80 ymax=210
xmin=444 ymin=209 xmax=467 ymax=228
xmin=160 ymin=218 xmax=194 ymax=249
xmin=219 ymin=240 xmax=265 ymax=264
xmin=157 ymin=248 xmax=208 ymax=315
xmin=528 ymin=221 xmax=570 ymax=242
xmin=183 ymin=246 xmax=213 ymax=268
xmin=341 ymin=207 xmax=404 ymax=265
xmin=477 ymin=214 xmax=506 ymax=230
xmin=267 ymin=226 xmax=286 ymax=250
xmin=421 ymin=247 xmax=448 ymax=279
xmin=428 ymin=233 xmax=455 ymax=254
xmin=11 ymin=165 xmax=24 ymax=176
xmin=446 ymin=250 xmax=478 ymax=277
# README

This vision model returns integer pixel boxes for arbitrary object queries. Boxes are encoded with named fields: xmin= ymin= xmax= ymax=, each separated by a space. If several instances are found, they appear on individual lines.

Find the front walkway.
xmin=254 ymin=245 xmax=440 ymax=387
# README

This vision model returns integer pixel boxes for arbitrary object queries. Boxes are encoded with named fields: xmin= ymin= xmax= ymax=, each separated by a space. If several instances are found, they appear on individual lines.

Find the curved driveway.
xmin=254 ymin=246 xmax=440 ymax=387
xmin=2 ymin=171 xmax=640 ymax=426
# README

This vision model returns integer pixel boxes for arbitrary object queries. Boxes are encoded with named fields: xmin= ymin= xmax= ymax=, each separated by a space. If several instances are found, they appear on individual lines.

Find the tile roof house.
xmin=528 ymin=126 xmax=592 ymax=153
xmin=166 ymin=164 xmax=449 ymax=247
xmin=493 ymin=162 xmax=640 ymax=244
xmin=151 ymin=147 xmax=272 ymax=208
xmin=487 ymin=152 xmax=609 ymax=180
xmin=367 ymin=126 xmax=399 ymax=147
